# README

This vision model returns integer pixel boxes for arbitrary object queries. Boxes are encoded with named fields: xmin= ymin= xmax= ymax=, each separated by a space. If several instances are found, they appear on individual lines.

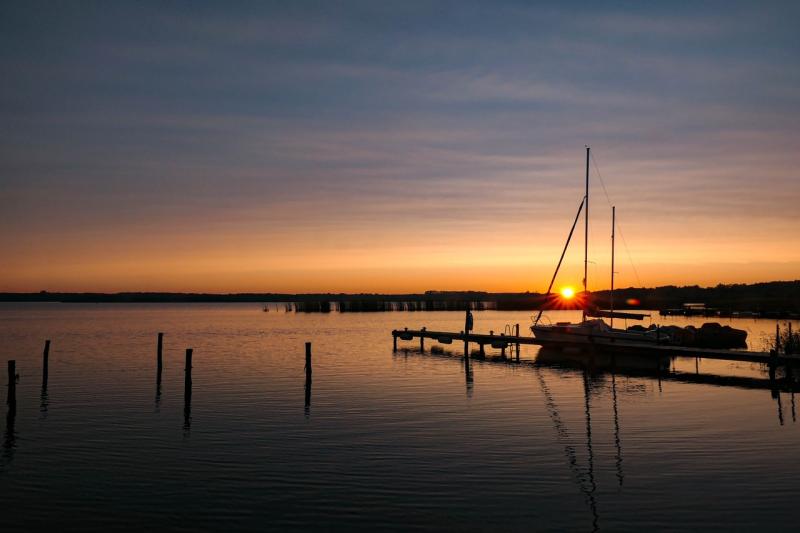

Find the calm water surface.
xmin=1 ymin=304 xmax=798 ymax=531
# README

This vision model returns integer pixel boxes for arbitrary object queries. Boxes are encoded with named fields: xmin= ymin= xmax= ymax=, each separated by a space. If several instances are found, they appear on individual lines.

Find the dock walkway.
xmin=391 ymin=327 xmax=800 ymax=365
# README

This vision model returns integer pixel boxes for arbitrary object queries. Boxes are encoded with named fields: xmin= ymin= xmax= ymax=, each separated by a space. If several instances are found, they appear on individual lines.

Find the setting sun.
xmin=560 ymin=286 xmax=576 ymax=299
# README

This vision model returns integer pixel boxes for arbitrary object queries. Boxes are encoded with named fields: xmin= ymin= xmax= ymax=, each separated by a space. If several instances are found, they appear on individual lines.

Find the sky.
xmin=1 ymin=1 xmax=799 ymax=293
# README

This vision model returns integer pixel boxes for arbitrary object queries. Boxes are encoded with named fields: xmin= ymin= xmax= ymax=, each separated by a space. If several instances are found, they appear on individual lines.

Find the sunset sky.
xmin=2 ymin=1 xmax=799 ymax=293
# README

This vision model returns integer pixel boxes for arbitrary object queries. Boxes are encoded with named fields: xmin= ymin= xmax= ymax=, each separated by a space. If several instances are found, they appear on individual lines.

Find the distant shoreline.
xmin=1 ymin=280 xmax=798 ymax=313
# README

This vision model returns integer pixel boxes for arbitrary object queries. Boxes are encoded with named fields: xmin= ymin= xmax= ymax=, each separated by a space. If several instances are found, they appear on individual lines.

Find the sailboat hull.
xmin=532 ymin=322 xmax=665 ymax=346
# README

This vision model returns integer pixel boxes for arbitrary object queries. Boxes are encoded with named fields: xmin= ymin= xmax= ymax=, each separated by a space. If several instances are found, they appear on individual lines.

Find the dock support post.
xmin=464 ymin=307 xmax=472 ymax=358
xmin=420 ymin=333 xmax=425 ymax=352
xmin=769 ymin=350 xmax=778 ymax=395
xmin=392 ymin=333 xmax=397 ymax=351
xmin=7 ymin=361 xmax=16 ymax=407
xmin=479 ymin=344 xmax=485 ymax=358
xmin=776 ymin=324 xmax=781 ymax=353
xmin=42 ymin=340 xmax=50 ymax=388
xmin=515 ymin=323 xmax=520 ymax=361
xmin=464 ymin=352 xmax=472 ymax=388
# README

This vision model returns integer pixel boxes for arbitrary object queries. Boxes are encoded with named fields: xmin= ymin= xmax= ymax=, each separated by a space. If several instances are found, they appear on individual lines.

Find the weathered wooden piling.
xmin=156 ymin=333 xmax=164 ymax=401
xmin=7 ymin=360 xmax=16 ymax=407
xmin=392 ymin=333 xmax=397 ymax=351
xmin=419 ymin=328 xmax=425 ymax=352
xmin=157 ymin=332 xmax=164 ymax=374
xmin=769 ymin=350 xmax=778 ymax=384
xmin=463 ymin=307 xmax=473 ymax=358
xmin=776 ymin=324 xmax=781 ymax=353
xmin=184 ymin=348 xmax=193 ymax=396
xmin=305 ymin=342 xmax=312 ymax=381
xmin=183 ymin=348 xmax=192 ymax=427
xmin=768 ymin=350 xmax=778 ymax=399
xmin=42 ymin=339 xmax=50 ymax=387
xmin=304 ymin=342 xmax=312 ymax=412
xmin=515 ymin=324 xmax=520 ymax=361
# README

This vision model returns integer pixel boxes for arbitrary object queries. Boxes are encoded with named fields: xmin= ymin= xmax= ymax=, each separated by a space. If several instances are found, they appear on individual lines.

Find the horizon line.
xmin=2 ymin=279 xmax=798 ymax=297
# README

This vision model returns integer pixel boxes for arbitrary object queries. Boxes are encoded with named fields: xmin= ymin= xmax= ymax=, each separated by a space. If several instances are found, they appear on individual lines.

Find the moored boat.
xmin=533 ymin=319 xmax=666 ymax=346
xmin=531 ymin=147 xmax=661 ymax=347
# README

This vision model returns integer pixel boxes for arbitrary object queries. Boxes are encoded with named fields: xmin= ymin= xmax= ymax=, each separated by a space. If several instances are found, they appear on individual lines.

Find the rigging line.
xmin=534 ymin=197 xmax=585 ymax=326
xmin=615 ymin=224 xmax=643 ymax=287
xmin=590 ymin=152 xmax=614 ymax=209
xmin=590 ymin=151 xmax=643 ymax=287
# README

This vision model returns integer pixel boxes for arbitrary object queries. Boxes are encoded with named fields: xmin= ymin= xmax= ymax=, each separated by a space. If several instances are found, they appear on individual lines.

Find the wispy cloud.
xmin=1 ymin=1 xmax=798 ymax=291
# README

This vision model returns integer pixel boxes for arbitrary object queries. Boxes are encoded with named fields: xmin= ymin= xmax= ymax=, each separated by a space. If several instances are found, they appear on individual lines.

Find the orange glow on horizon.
xmin=560 ymin=286 xmax=576 ymax=299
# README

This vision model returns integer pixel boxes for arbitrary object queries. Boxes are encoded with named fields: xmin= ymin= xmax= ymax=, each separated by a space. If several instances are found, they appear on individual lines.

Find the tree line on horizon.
xmin=1 ymin=280 xmax=798 ymax=312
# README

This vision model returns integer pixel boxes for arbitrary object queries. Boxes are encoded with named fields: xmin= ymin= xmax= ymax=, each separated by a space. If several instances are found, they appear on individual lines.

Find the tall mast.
xmin=611 ymin=206 xmax=615 ymax=328
xmin=583 ymin=146 xmax=589 ymax=322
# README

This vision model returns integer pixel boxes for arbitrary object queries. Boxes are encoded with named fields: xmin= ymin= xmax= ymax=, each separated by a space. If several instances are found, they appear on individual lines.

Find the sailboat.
xmin=531 ymin=147 xmax=666 ymax=346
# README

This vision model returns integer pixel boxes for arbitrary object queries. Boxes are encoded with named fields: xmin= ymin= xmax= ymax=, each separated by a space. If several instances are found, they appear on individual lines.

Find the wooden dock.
xmin=391 ymin=327 xmax=800 ymax=365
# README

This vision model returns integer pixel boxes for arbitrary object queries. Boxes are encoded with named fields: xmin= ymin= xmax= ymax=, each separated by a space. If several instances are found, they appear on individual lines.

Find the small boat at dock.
xmin=534 ymin=318 xmax=667 ymax=346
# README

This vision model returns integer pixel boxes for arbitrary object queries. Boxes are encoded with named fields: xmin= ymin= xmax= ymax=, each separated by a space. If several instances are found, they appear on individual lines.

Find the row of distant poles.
xmin=5 ymin=335 xmax=316 ymax=423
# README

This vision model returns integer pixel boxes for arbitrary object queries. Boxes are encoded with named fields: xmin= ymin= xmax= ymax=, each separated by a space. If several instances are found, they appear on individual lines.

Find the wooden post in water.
xmin=157 ymin=332 xmax=164 ymax=374
xmin=184 ymin=349 xmax=193 ymax=398
xmin=464 ymin=307 xmax=472 ymax=359
xmin=515 ymin=323 xmax=520 ymax=361
xmin=392 ymin=333 xmax=397 ymax=351
xmin=788 ymin=323 xmax=794 ymax=355
xmin=155 ymin=333 xmax=163 ymax=403
xmin=183 ymin=348 xmax=193 ymax=428
xmin=464 ymin=350 xmax=472 ymax=385
xmin=768 ymin=350 xmax=778 ymax=399
xmin=304 ymin=342 xmax=312 ymax=412
xmin=7 ymin=360 xmax=16 ymax=407
xmin=776 ymin=323 xmax=781 ymax=353
xmin=305 ymin=342 xmax=312 ymax=381
xmin=42 ymin=340 xmax=50 ymax=387
xmin=419 ymin=329 xmax=425 ymax=352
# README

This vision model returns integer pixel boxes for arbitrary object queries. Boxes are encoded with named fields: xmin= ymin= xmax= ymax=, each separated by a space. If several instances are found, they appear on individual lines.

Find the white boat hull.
xmin=532 ymin=321 xmax=665 ymax=346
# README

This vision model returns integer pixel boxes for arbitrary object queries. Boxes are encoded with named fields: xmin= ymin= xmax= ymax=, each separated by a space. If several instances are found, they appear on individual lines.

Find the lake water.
xmin=1 ymin=304 xmax=798 ymax=531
